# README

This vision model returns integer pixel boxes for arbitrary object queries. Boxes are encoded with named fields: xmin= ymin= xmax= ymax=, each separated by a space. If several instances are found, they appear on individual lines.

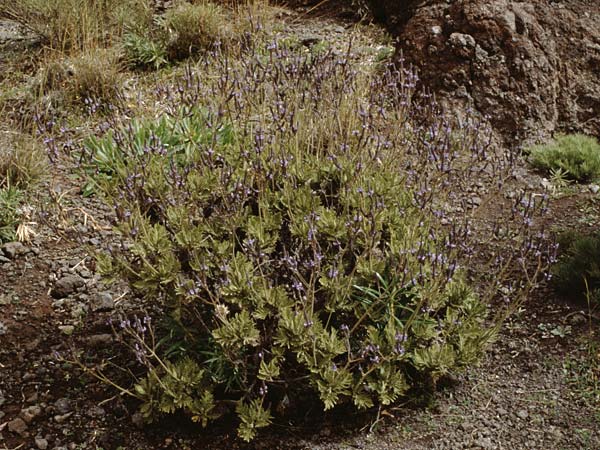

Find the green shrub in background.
xmin=122 ymin=1 xmax=268 ymax=69
xmin=0 ymin=133 xmax=46 ymax=189
xmin=553 ymin=232 xmax=600 ymax=306
xmin=123 ymin=33 xmax=169 ymax=70
xmin=529 ymin=134 xmax=600 ymax=183
xmin=42 ymin=48 xmax=124 ymax=107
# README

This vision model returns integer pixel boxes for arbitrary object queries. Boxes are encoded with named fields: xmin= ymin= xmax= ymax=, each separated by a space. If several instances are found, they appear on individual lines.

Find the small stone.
xmin=497 ymin=407 xmax=508 ymax=416
xmin=516 ymin=409 xmax=529 ymax=420
xmin=52 ymin=274 xmax=85 ymax=299
xmin=449 ymin=32 xmax=476 ymax=48
xmin=131 ymin=411 xmax=144 ymax=428
xmin=54 ymin=412 xmax=72 ymax=423
xmin=300 ymin=33 xmax=321 ymax=47
xmin=459 ymin=421 xmax=474 ymax=432
xmin=86 ymin=334 xmax=113 ymax=348
xmin=569 ymin=313 xmax=587 ymax=326
xmin=0 ymin=255 xmax=10 ymax=263
xmin=325 ymin=25 xmax=345 ymax=34
xmin=474 ymin=437 xmax=493 ymax=449
xmin=70 ymin=304 xmax=87 ymax=319
xmin=546 ymin=425 xmax=563 ymax=440
xmin=7 ymin=417 xmax=28 ymax=435
xmin=475 ymin=44 xmax=489 ymax=61
xmin=58 ymin=325 xmax=75 ymax=336
xmin=589 ymin=184 xmax=600 ymax=194
xmin=455 ymin=85 xmax=469 ymax=98
xmin=20 ymin=405 xmax=42 ymax=423
xmin=541 ymin=178 xmax=553 ymax=191
xmin=87 ymin=406 xmax=106 ymax=418
xmin=54 ymin=398 xmax=72 ymax=414
xmin=35 ymin=437 xmax=49 ymax=450
xmin=1 ymin=241 xmax=27 ymax=259
xmin=431 ymin=25 xmax=442 ymax=36
xmin=469 ymin=196 xmax=482 ymax=206
xmin=91 ymin=292 xmax=114 ymax=312
xmin=503 ymin=10 xmax=517 ymax=32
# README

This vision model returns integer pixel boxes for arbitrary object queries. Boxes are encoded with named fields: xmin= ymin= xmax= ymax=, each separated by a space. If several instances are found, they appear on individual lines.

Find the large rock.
xmin=370 ymin=0 xmax=600 ymax=145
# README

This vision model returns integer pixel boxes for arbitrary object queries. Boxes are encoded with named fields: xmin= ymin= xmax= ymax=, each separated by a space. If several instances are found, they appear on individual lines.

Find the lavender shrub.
xmin=70 ymin=41 xmax=553 ymax=440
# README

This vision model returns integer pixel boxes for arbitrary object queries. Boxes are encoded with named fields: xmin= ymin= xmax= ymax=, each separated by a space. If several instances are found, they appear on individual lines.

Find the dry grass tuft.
xmin=0 ymin=131 xmax=47 ymax=189
xmin=37 ymin=48 xmax=124 ymax=108
xmin=0 ymin=0 xmax=153 ymax=53
xmin=165 ymin=1 xmax=231 ymax=60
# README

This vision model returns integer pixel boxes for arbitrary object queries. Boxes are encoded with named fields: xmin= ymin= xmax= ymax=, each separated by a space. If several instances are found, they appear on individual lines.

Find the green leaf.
xmin=213 ymin=310 xmax=260 ymax=351
xmin=315 ymin=365 xmax=352 ymax=410
xmin=258 ymin=358 xmax=281 ymax=382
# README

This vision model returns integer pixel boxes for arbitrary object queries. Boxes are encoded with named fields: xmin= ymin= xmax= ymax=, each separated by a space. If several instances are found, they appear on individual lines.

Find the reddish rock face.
xmin=372 ymin=0 xmax=600 ymax=145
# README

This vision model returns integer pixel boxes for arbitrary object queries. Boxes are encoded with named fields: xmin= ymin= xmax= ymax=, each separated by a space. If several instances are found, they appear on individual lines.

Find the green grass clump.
xmin=553 ymin=231 xmax=600 ymax=306
xmin=529 ymin=134 xmax=600 ymax=183
xmin=0 ymin=187 xmax=23 ymax=243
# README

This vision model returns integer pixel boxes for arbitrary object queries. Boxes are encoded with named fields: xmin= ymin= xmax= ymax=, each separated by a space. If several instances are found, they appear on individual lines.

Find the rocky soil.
xmin=0 ymin=2 xmax=599 ymax=449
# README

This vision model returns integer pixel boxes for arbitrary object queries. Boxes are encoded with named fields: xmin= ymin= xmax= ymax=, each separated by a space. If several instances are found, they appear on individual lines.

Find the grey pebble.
xmin=20 ymin=404 xmax=42 ymax=423
xmin=516 ymin=409 xmax=529 ymax=420
xmin=1 ymin=241 xmax=27 ymax=259
xmin=54 ymin=397 xmax=71 ymax=414
xmin=51 ymin=274 xmax=85 ymax=299
xmin=91 ymin=291 xmax=114 ymax=312
xmin=35 ymin=437 xmax=49 ymax=450
xmin=53 ymin=412 xmax=72 ymax=423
